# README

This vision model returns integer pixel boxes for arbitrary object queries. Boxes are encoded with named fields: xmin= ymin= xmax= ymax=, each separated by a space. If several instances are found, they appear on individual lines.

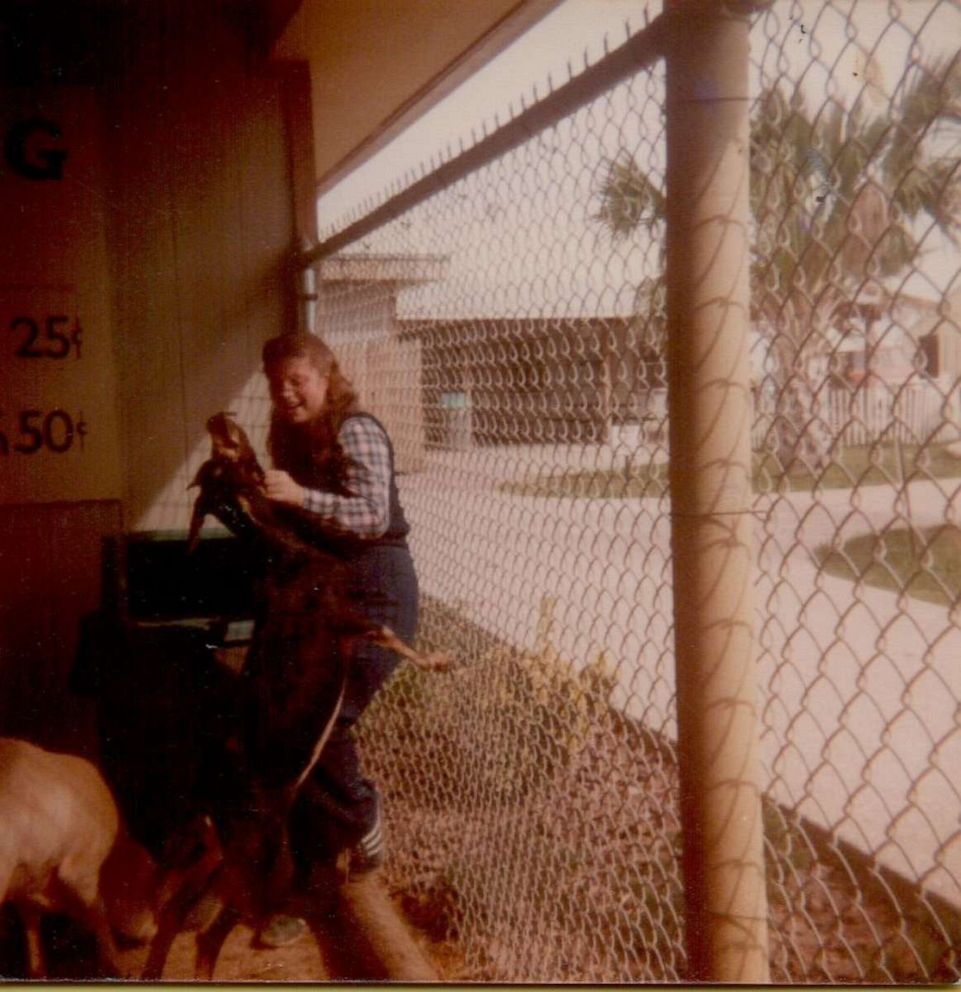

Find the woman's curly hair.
xmin=262 ymin=332 xmax=360 ymax=486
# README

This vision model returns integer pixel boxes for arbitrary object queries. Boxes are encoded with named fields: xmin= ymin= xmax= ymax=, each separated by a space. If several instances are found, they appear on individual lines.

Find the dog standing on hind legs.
xmin=147 ymin=554 xmax=350 ymax=979
xmin=142 ymin=412 xmax=451 ymax=980
xmin=140 ymin=610 xmax=348 ymax=982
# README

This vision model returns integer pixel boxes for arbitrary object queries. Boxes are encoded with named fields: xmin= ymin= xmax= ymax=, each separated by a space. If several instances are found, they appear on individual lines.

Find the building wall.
xmin=0 ymin=4 xmax=297 ymax=750
xmin=102 ymin=4 xmax=294 ymax=530
xmin=0 ymin=81 xmax=125 ymax=751
xmin=412 ymin=318 xmax=663 ymax=446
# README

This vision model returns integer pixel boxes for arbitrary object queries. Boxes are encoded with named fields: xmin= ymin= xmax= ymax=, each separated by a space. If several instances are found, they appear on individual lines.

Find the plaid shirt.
xmin=301 ymin=416 xmax=391 ymax=538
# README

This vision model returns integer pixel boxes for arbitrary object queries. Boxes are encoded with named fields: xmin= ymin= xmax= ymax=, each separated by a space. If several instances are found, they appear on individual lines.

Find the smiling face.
xmin=267 ymin=355 xmax=329 ymax=425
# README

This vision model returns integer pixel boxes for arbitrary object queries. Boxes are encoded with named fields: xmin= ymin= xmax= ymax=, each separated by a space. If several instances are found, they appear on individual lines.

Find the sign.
xmin=0 ymin=284 xmax=119 ymax=502
xmin=4 ymin=117 xmax=68 ymax=181
xmin=0 ymin=91 xmax=121 ymax=504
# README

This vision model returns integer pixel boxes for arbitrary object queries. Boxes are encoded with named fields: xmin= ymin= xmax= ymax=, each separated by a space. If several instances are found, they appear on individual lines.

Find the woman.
xmin=257 ymin=331 xmax=418 ymax=945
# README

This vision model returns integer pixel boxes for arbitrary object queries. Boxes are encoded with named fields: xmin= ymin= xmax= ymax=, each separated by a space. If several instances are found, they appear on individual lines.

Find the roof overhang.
xmin=271 ymin=0 xmax=563 ymax=195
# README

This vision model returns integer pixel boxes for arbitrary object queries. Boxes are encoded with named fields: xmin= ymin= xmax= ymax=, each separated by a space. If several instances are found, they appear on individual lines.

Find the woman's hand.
xmin=263 ymin=469 xmax=305 ymax=508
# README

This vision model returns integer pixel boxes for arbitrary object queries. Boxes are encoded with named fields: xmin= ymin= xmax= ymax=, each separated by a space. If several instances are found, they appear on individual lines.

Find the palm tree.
xmin=596 ymin=158 xmax=668 ymax=431
xmin=598 ymin=54 xmax=961 ymax=469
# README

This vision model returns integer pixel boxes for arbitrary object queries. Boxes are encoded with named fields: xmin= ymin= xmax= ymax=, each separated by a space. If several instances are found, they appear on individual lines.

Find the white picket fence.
xmin=754 ymin=379 xmax=958 ymax=450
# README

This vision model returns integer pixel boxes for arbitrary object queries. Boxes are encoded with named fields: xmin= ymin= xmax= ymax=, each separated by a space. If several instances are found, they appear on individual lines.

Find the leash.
xmin=292 ymin=670 xmax=347 ymax=794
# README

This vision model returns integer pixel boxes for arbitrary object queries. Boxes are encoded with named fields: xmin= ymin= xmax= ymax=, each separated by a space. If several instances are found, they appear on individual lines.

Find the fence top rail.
xmin=300 ymin=0 xmax=768 ymax=270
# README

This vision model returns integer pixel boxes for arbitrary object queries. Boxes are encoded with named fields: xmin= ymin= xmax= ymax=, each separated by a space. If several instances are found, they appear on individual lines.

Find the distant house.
xmin=750 ymin=288 xmax=943 ymax=390
xmin=829 ymin=290 xmax=942 ymax=386
xmin=748 ymin=287 xmax=957 ymax=448
xmin=906 ymin=287 xmax=961 ymax=383
xmin=831 ymin=290 xmax=961 ymax=445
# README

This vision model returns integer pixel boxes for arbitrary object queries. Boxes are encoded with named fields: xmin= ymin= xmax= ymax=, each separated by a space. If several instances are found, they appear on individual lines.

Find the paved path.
xmin=400 ymin=445 xmax=961 ymax=909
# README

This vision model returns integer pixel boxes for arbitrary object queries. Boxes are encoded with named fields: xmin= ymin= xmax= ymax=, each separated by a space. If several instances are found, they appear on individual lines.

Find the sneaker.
xmin=348 ymin=804 xmax=385 ymax=878
xmin=256 ymin=913 xmax=308 ymax=948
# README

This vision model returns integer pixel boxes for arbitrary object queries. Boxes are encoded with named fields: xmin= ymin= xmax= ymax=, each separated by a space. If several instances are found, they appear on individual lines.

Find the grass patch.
xmin=816 ymin=525 xmax=961 ymax=606
xmin=500 ymin=442 xmax=961 ymax=498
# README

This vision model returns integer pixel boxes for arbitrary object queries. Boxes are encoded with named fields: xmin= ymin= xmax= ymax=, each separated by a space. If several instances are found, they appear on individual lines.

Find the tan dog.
xmin=0 ymin=738 xmax=157 ymax=978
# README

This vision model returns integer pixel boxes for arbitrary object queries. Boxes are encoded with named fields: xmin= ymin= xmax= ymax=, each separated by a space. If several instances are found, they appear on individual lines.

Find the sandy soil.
xmin=0 ymin=893 xmax=418 ymax=982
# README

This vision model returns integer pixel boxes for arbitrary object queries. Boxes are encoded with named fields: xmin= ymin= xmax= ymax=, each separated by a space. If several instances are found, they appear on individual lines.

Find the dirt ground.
xmin=0 ymin=909 xmax=332 ymax=981
xmin=122 ymin=919 xmax=331 ymax=982
xmin=0 ymin=884 xmax=448 ymax=982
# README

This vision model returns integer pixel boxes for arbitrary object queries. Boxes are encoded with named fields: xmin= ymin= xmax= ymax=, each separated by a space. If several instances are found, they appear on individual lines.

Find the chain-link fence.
xmin=290 ymin=0 xmax=961 ymax=982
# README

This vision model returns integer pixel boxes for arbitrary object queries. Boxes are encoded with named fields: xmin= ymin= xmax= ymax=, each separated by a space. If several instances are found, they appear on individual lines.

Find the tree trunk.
xmin=766 ymin=322 xmax=834 ymax=473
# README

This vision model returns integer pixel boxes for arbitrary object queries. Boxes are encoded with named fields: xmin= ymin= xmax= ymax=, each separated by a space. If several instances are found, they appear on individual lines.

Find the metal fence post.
xmin=664 ymin=2 xmax=770 ymax=982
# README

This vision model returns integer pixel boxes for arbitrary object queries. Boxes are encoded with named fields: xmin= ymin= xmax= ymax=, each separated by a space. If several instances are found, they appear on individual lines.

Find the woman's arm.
xmin=266 ymin=417 xmax=391 ymax=539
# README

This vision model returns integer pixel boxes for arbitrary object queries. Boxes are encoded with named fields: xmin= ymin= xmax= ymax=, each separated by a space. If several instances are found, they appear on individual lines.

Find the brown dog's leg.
xmin=366 ymin=627 xmax=452 ymax=672
xmin=83 ymin=896 xmax=125 ymax=979
xmin=143 ymin=817 xmax=224 ymax=980
xmin=141 ymin=895 xmax=187 ymax=980
xmin=195 ymin=903 xmax=241 ymax=981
